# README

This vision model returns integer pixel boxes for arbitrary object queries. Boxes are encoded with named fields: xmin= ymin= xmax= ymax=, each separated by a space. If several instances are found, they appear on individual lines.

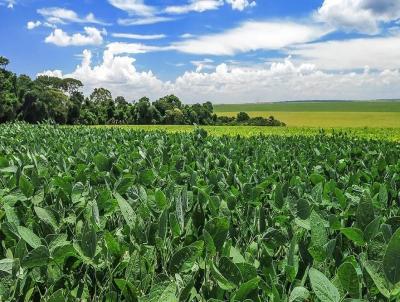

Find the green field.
xmin=103 ymin=125 xmax=400 ymax=141
xmin=1 ymin=124 xmax=400 ymax=301
xmin=214 ymin=101 xmax=400 ymax=128
xmin=214 ymin=101 xmax=400 ymax=112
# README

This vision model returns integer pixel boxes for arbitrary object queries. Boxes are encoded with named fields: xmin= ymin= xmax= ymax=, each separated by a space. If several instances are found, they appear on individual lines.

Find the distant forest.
xmin=0 ymin=56 xmax=285 ymax=126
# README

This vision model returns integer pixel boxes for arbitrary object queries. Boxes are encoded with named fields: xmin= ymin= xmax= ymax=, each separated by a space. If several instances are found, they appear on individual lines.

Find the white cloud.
xmin=39 ymin=50 xmax=400 ymax=103
xmin=27 ymin=20 xmax=42 ymax=30
xmin=112 ymin=33 xmax=166 ymax=40
xmin=226 ymin=0 xmax=256 ymax=11
xmin=291 ymin=34 xmax=400 ymax=70
xmin=40 ymin=49 xmax=168 ymax=100
xmin=105 ymin=42 xmax=166 ymax=56
xmin=107 ymin=0 xmax=156 ymax=16
xmin=316 ymin=0 xmax=400 ymax=34
xmin=118 ymin=16 xmax=175 ymax=25
xmin=37 ymin=7 xmax=107 ymax=25
xmin=45 ymin=27 xmax=106 ymax=47
xmin=0 ymin=0 xmax=15 ymax=8
xmin=181 ymin=33 xmax=195 ymax=39
xmin=171 ymin=21 xmax=331 ymax=55
xmin=165 ymin=0 xmax=223 ymax=14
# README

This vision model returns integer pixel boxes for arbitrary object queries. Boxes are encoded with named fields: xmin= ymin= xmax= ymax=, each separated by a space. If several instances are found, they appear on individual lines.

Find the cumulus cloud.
xmin=171 ymin=21 xmax=331 ymax=55
xmin=39 ymin=50 xmax=400 ymax=103
xmin=37 ymin=7 xmax=107 ymax=25
xmin=291 ymin=34 xmax=400 ymax=70
xmin=45 ymin=27 xmax=106 ymax=47
xmin=226 ymin=0 xmax=256 ymax=11
xmin=107 ymin=0 xmax=156 ymax=16
xmin=316 ymin=0 xmax=400 ymax=34
xmin=27 ymin=20 xmax=41 ymax=30
xmin=112 ymin=33 xmax=166 ymax=40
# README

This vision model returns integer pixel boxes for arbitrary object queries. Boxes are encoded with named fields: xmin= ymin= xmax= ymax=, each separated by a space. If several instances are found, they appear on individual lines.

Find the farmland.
xmin=214 ymin=101 xmax=400 ymax=128
xmin=1 ymin=123 xmax=400 ymax=301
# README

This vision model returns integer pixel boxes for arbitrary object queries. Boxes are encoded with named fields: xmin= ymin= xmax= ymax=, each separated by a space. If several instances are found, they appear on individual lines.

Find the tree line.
xmin=0 ymin=56 xmax=285 ymax=126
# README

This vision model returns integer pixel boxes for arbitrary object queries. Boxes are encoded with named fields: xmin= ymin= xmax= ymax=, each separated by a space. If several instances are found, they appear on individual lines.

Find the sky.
xmin=0 ymin=0 xmax=400 ymax=103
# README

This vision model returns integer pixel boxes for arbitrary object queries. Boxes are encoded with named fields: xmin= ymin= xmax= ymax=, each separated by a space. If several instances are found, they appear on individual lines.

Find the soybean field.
xmin=0 ymin=123 xmax=400 ymax=301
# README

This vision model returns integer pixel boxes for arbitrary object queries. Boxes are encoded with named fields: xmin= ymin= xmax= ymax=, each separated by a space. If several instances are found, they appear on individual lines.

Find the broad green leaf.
xmin=115 ymin=192 xmax=136 ymax=229
xmin=233 ymin=277 xmax=260 ymax=301
xmin=383 ymin=227 xmax=400 ymax=284
xmin=211 ymin=262 xmax=236 ymax=290
xmin=169 ymin=241 xmax=203 ymax=274
xmin=309 ymin=268 xmax=340 ymax=302
xmin=364 ymin=216 xmax=381 ymax=242
xmin=363 ymin=260 xmax=390 ymax=298
xmin=340 ymin=228 xmax=365 ymax=246
xmin=115 ymin=279 xmax=138 ymax=302
xmin=19 ymin=175 xmax=34 ymax=198
xmin=80 ymin=222 xmax=97 ymax=258
xmin=34 ymin=206 xmax=58 ymax=230
xmin=155 ymin=189 xmax=169 ymax=210
xmin=22 ymin=245 xmax=49 ymax=268
xmin=93 ymin=152 xmax=111 ymax=171
xmin=310 ymin=173 xmax=325 ymax=185
xmin=356 ymin=197 xmax=374 ymax=230
xmin=309 ymin=211 xmax=328 ymax=261
xmin=0 ymin=259 xmax=14 ymax=275
xmin=218 ymin=256 xmax=242 ymax=286
xmin=296 ymin=199 xmax=310 ymax=220
xmin=338 ymin=262 xmax=360 ymax=298
xmin=17 ymin=226 xmax=42 ymax=249
xmin=289 ymin=286 xmax=310 ymax=302
xmin=205 ymin=216 xmax=229 ymax=252
xmin=139 ymin=282 xmax=177 ymax=302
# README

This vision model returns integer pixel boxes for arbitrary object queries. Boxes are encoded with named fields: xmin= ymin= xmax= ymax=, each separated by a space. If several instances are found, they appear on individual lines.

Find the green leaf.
xmin=155 ymin=189 xmax=169 ymax=210
xmin=233 ymin=277 xmax=260 ymax=301
xmin=340 ymin=228 xmax=365 ymax=246
xmin=218 ymin=256 xmax=242 ymax=286
xmin=211 ymin=262 xmax=236 ymax=290
xmin=338 ymin=262 xmax=360 ymax=298
xmin=17 ymin=226 xmax=42 ymax=249
xmin=22 ymin=245 xmax=49 ymax=268
xmin=0 ymin=259 xmax=14 ymax=275
xmin=19 ymin=175 xmax=34 ymax=198
xmin=93 ymin=152 xmax=112 ymax=171
xmin=115 ymin=192 xmax=136 ymax=229
xmin=356 ymin=197 xmax=375 ymax=230
xmin=205 ymin=216 xmax=229 ymax=252
xmin=115 ymin=279 xmax=138 ymax=302
xmin=274 ymin=183 xmax=284 ymax=209
xmin=363 ymin=260 xmax=390 ymax=298
xmin=363 ymin=216 xmax=381 ymax=242
xmin=310 ymin=173 xmax=325 ymax=185
xmin=169 ymin=241 xmax=203 ymax=274
xmin=379 ymin=184 xmax=388 ymax=205
xmin=80 ymin=222 xmax=97 ymax=258
xmin=47 ymin=289 xmax=66 ymax=302
xmin=34 ymin=206 xmax=58 ymax=230
xmin=309 ymin=268 xmax=340 ymax=302
xmin=309 ymin=211 xmax=328 ymax=261
xmin=383 ymin=227 xmax=400 ymax=284
xmin=139 ymin=282 xmax=177 ymax=302
xmin=289 ymin=286 xmax=310 ymax=302
xmin=296 ymin=199 xmax=310 ymax=220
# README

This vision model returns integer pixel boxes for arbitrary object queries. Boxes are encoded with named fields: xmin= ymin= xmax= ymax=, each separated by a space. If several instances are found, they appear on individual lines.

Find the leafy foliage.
xmin=0 ymin=56 xmax=285 ymax=127
xmin=0 ymin=124 xmax=399 ymax=301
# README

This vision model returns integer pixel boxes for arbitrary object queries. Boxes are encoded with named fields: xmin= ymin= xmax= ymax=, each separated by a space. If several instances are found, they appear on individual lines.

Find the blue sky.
xmin=1 ymin=0 xmax=400 ymax=103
